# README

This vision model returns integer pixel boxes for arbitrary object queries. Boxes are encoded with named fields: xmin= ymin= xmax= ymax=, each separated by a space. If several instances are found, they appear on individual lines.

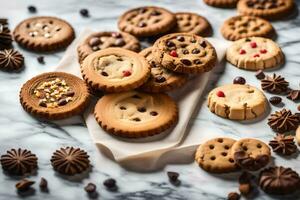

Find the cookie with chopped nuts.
xmin=152 ymin=33 xmax=217 ymax=74
xmin=77 ymin=31 xmax=140 ymax=63
xmin=19 ymin=72 xmax=90 ymax=120
xmin=13 ymin=16 xmax=75 ymax=52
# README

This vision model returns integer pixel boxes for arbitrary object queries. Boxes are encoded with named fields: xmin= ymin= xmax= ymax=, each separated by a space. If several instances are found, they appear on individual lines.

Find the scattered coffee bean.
xmin=227 ymin=192 xmax=240 ymax=200
xmin=255 ymin=70 xmax=265 ymax=80
xmin=28 ymin=5 xmax=37 ymax=13
xmin=84 ymin=183 xmax=96 ymax=193
xmin=37 ymin=56 xmax=45 ymax=64
xmin=80 ymin=9 xmax=89 ymax=17
xmin=16 ymin=179 xmax=35 ymax=191
xmin=233 ymin=76 xmax=246 ymax=85
xmin=269 ymin=96 xmax=282 ymax=105
xmin=89 ymin=37 xmax=101 ymax=46
xmin=167 ymin=171 xmax=179 ymax=182
xmin=103 ymin=178 xmax=116 ymax=189
xmin=155 ymin=76 xmax=166 ymax=83
xmin=39 ymin=177 xmax=48 ymax=189
xmin=181 ymin=59 xmax=192 ymax=66
xmin=177 ymin=36 xmax=184 ymax=42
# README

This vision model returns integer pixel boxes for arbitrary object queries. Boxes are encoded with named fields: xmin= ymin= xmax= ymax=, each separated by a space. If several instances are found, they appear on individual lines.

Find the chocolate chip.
xmin=39 ymin=177 xmax=48 ymax=190
xmin=166 ymin=41 xmax=175 ymax=47
xmin=150 ymin=60 xmax=157 ymax=67
xmin=58 ymin=99 xmax=68 ymax=106
xmin=150 ymin=111 xmax=158 ymax=116
xmin=92 ymin=46 xmax=100 ymax=51
xmin=227 ymin=192 xmax=240 ymax=200
xmin=180 ymin=44 xmax=188 ymax=48
xmin=155 ymin=76 xmax=166 ymax=83
xmin=138 ymin=107 xmax=146 ymax=112
xmin=194 ymin=59 xmax=202 ymax=64
xmin=84 ymin=183 xmax=96 ymax=193
xmin=114 ymin=38 xmax=125 ymax=46
xmin=133 ymin=117 xmax=141 ymax=122
xmin=177 ymin=36 xmax=185 ymax=42
xmin=167 ymin=171 xmax=179 ymax=182
xmin=101 ymin=71 xmax=108 ymax=76
xmin=103 ymin=178 xmax=116 ymax=189
xmin=39 ymin=101 xmax=47 ymax=107
xmin=28 ymin=5 xmax=37 ymax=13
xmin=37 ymin=56 xmax=45 ymax=64
xmin=139 ymin=8 xmax=147 ymax=14
xmin=111 ymin=32 xmax=122 ymax=38
xmin=200 ymin=41 xmax=207 ymax=48
xmin=233 ymin=76 xmax=246 ymax=85
xmin=89 ymin=37 xmax=101 ymax=46
xmin=16 ymin=179 xmax=35 ymax=191
xmin=245 ymin=38 xmax=251 ymax=42
xmin=182 ymin=49 xmax=189 ymax=54
xmin=192 ymin=48 xmax=200 ymax=54
xmin=132 ymin=95 xmax=141 ymax=99
xmin=255 ymin=70 xmax=265 ymax=80
xmin=80 ymin=9 xmax=89 ymax=17
xmin=151 ymin=10 xmax=161 ymax=16
xmin=181 ymin=59 xmax=192 ymax=66
xmin=138 ymin=22 xmax=147 ymax=27
xmin=190 ymin=38 xmax=196 ymax=43
xmin=269 ymin=96 xmax=282 ymax=105
xmin=66 ymin=91 xmax=75 ymax=97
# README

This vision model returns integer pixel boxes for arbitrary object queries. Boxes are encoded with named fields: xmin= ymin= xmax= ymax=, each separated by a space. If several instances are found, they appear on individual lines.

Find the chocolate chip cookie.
xmin=153 ymin=33 xmax=217 ymax=74
xmin=81 ymin=48 xmax=150 ymax=93
xmin=139 ymin=47 xmax=187 ymax=93
xmin=13 ymin=16 xmax=75 ymax=52
xmin=20 ymin=72 xmax=90 ymax=120
xmin=118 ymin=6 xmax=176 ymax=37
xmin=77 ymin=31 xmax=140 ymax=63
xmin=94 ymin=91 xmax=178 ymax=138
xmin=203 ymin=0 xmax=239 ymax=8
xmin=238 ymin=0 xmax=295 ymax=20
xmin=221 ymin=15 xmax=275 ymax=41
xmin=172 ymin=12 xmax=212 ymax=37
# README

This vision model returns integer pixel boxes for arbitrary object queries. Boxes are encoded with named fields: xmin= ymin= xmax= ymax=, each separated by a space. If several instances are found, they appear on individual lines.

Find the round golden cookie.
xmin=203 ymin=0 xmax=239 ymax=8
xmin=207 ymin=84 xmax=267 ymax=120
xmin=77 ymin=31 xmax=140 ymax=63
xmin=237 ymin=0 xmax=295 ymax=20
xmin=153 ymin=33 xmax=217 ymax=74
xmin=296 ymin=126 xmax=300 ymax=146
xmin=19 ymin=72 xmax=90 ymax=120
xmin=221 ymin=15 xmax=275 ymax=41
xmin=195 ymin=138 xmax=239 ymax=173
xmin=81 ymin=48 xmax=151 ymax=93
xmin=172 ymin=12 xmax=212 ymax=37
xmin=94 ymin=91 xmax=178 ymax=138
xmin=118 ymin=6 xmax=176 ymax=37
xmin=138 ymin=47 xmax=188 ymax=93
xmin=226 ymin=37 xmax=284 ymax=71
xmin=13 ymin=16 xmax=75 ymax=52
xmin=231 ymin=138 xmax=271 ymax=171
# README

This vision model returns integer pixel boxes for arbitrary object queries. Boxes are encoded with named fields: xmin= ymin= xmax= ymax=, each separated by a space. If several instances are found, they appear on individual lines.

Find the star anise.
xmin=261 ymin=74 xmax=289 ymax=94
xmin=0 ymin=148 xmax=38 ymax=175
xmin=269 ymin=134 xmax=297 ymax=155
xmin=0 ymin=19 xmax=12 ymax=50
xmin=0 ymin=49 xmax=24 ymax=70
xmin=287 ymin=90 xmax=300 ymax=101
xmin=268 ymin=109 xmax=299 ymax=132
xmin=50 ymin=147 xmax=90 ymax=175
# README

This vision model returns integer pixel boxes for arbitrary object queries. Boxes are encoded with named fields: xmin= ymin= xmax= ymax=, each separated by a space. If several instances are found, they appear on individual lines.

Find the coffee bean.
xmin=58 ymin=99 xmax=68 ymax=106
xmin=103 ymin=178 xmax=116 ymax=189
xmin=255 ymin=70 xmax=265 ymax=80
xmin=89 ymin=37 xmax=101 ymax=46
xmin=181 ymin=59 xmax=192 ymax=66
xmin=37 ymin=56 xmax=45 ymax=64
xmin=192 ymin=48 xmax=200 ymax=54
xmin=16 ymin=179 xmax=35 ymax=191
xmin=28 ymin=5 xmax=37 ymax=13
xmin=155 ymin=76 xmax=166 ymax=83
xmin=114 ymin=38 xmax=125 ymax=46
xmin=177 ymin=36 xmax=185 ymax=42
xmin=138 ymin=22 xmax=147 ymax=27
xmin=84 ymin=183 xmax=96 ymax=193
xmin=80 ymin=9 xmax=89 ymax=17
xmin=200 ymin=41 xmax=207 ymax=48
xmin=233 ymin=76 xmax=246 ymax=85
xmin=227 ymin=192 xmax=241 ymax=200
xmin=167 ymin=171 xmax=179 ymax=182
xmin=269 ymin=96 xmax=282 ymax=105
xmin=39 ymin=177 xmax=48 ymax=189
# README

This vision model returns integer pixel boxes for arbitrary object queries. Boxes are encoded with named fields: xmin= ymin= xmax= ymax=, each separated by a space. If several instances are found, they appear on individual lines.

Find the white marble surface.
xmin=0 ymin=0 xmax=300 ymax=199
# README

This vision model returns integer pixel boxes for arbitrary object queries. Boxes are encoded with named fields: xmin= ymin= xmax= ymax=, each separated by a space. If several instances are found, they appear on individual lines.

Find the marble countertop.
xmin=0 ymin=0 xmax=300 ymax=199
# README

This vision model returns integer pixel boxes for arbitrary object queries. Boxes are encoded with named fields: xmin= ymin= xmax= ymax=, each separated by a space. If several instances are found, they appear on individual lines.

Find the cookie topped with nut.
xmin=153 ymin=33 xmax=217 ymax=74
xmin=118 ymin=6 xmax=176 ymax=37
xmin=19 ymin=72 xmax=90 ymax=120
xmin=77 ymin=31 xmax=140 ymax=63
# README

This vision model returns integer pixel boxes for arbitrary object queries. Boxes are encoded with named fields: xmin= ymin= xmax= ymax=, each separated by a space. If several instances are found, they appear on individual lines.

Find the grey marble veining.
xmin=0 ymin=0 xmax=300 ymax=199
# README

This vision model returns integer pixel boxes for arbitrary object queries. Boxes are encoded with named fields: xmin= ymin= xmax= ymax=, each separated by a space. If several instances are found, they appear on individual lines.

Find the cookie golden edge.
xmin=13 ymin=16 xmax=75 ymax=52
xmin=19 ymin=72 xmax=90 ymax=120
xmin=203 ymin=0 xmax=238 ymax=8
xmin=94 ymin=93 xmax=179 ymax=138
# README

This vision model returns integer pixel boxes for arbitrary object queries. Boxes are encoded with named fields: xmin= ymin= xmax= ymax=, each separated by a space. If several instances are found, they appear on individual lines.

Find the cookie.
xmin=226 ymin=37 xmax=284 ymax=71
xmin=153 ymin=33 xmax=217 ymax=74
xmin=296 ymin=126 xmax=300 ymax=146
xmin=20 ymin=72 xmax=90 ymax=120
xmin=94 ymin=91 xmax=178 ymax=138
xmin=203 ymin=0 xmax=239 ymax=8
xmin=195 ymin=137 xmax=239 ymax=173
xmin=81 ymin=47 xmax=150 ymax=93
xmin=172 ymin=12 xmax=212 ymax=37
xmin=118 ymin=6 xmax=176 ymax=37
xmin=13 ymin=16 xmax=75 ymax=51
xmin=231 ymin=138 xmax=271 ymax=171
xmin=138 ymin=47 xmax=188 ymax=93
xmin=237 ymin=0 xmax=295 ymax=20
xmin=221 ymin=15 xmax=274 ymax=41
xmin=77 ymin=31 xmax=140 ymax=63
xmin=208 ymin=84 xmax=267 ymax=120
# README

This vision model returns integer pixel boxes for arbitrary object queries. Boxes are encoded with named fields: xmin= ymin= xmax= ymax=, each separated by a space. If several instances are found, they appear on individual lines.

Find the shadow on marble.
xmin=17 ymin=188 xmax=36 ymax=198
xmin=53 ymin=166 xmax=92 ymax=182
xmin=238 ymin=102 xmax=271 ymax=125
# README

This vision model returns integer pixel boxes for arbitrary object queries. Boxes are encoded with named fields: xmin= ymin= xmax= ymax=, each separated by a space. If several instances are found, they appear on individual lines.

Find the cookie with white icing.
xmin=207 ymin=84 xmax=267 ymax=120
xmin=94 ymin=91 xmax=178 ymax=138
xmin=226 ymin=37 xmax=284 ymax=70
xmin=81 ymin=48 xmax=151 ymax=93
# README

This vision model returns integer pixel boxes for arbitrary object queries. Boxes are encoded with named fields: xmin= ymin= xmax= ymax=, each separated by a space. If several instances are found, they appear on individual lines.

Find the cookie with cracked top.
xmin=221 ymin=15 xmax=275 ymax=41
xmin=94 ymin=91 xmax=178 ymax=138
xmin=153 ymin=33 xmax=217 ymax=74
xmin=118 ymin=6 xmax=176 ymax=37
xmin=203 ymin=0 xmax=239 ymax=8
xmin=77 ymin=31 xmax=140 ymax=63
xmin=13 ymin=16 xmax=75 ymax=52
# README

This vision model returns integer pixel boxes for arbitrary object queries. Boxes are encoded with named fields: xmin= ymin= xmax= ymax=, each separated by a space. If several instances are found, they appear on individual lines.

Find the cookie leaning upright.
xmin=153 ymin=33 xmax=217 ymax=74
xmin=118 ymin=6 xmax=176 ymax=37
xmin=13 ymin=16 xmax=75 ymax=52
xmin=19 ymin=72 xmax=90 ymax=120
xmin=203 ymin=0 xmax=239 ymax=8
xmin=81 ymin=47 xmax=150 ymax=93
xmin=226 ymin=37 xmax=284 ymax=70
xmin=94 ymin=91 xmax=178 ymax=138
